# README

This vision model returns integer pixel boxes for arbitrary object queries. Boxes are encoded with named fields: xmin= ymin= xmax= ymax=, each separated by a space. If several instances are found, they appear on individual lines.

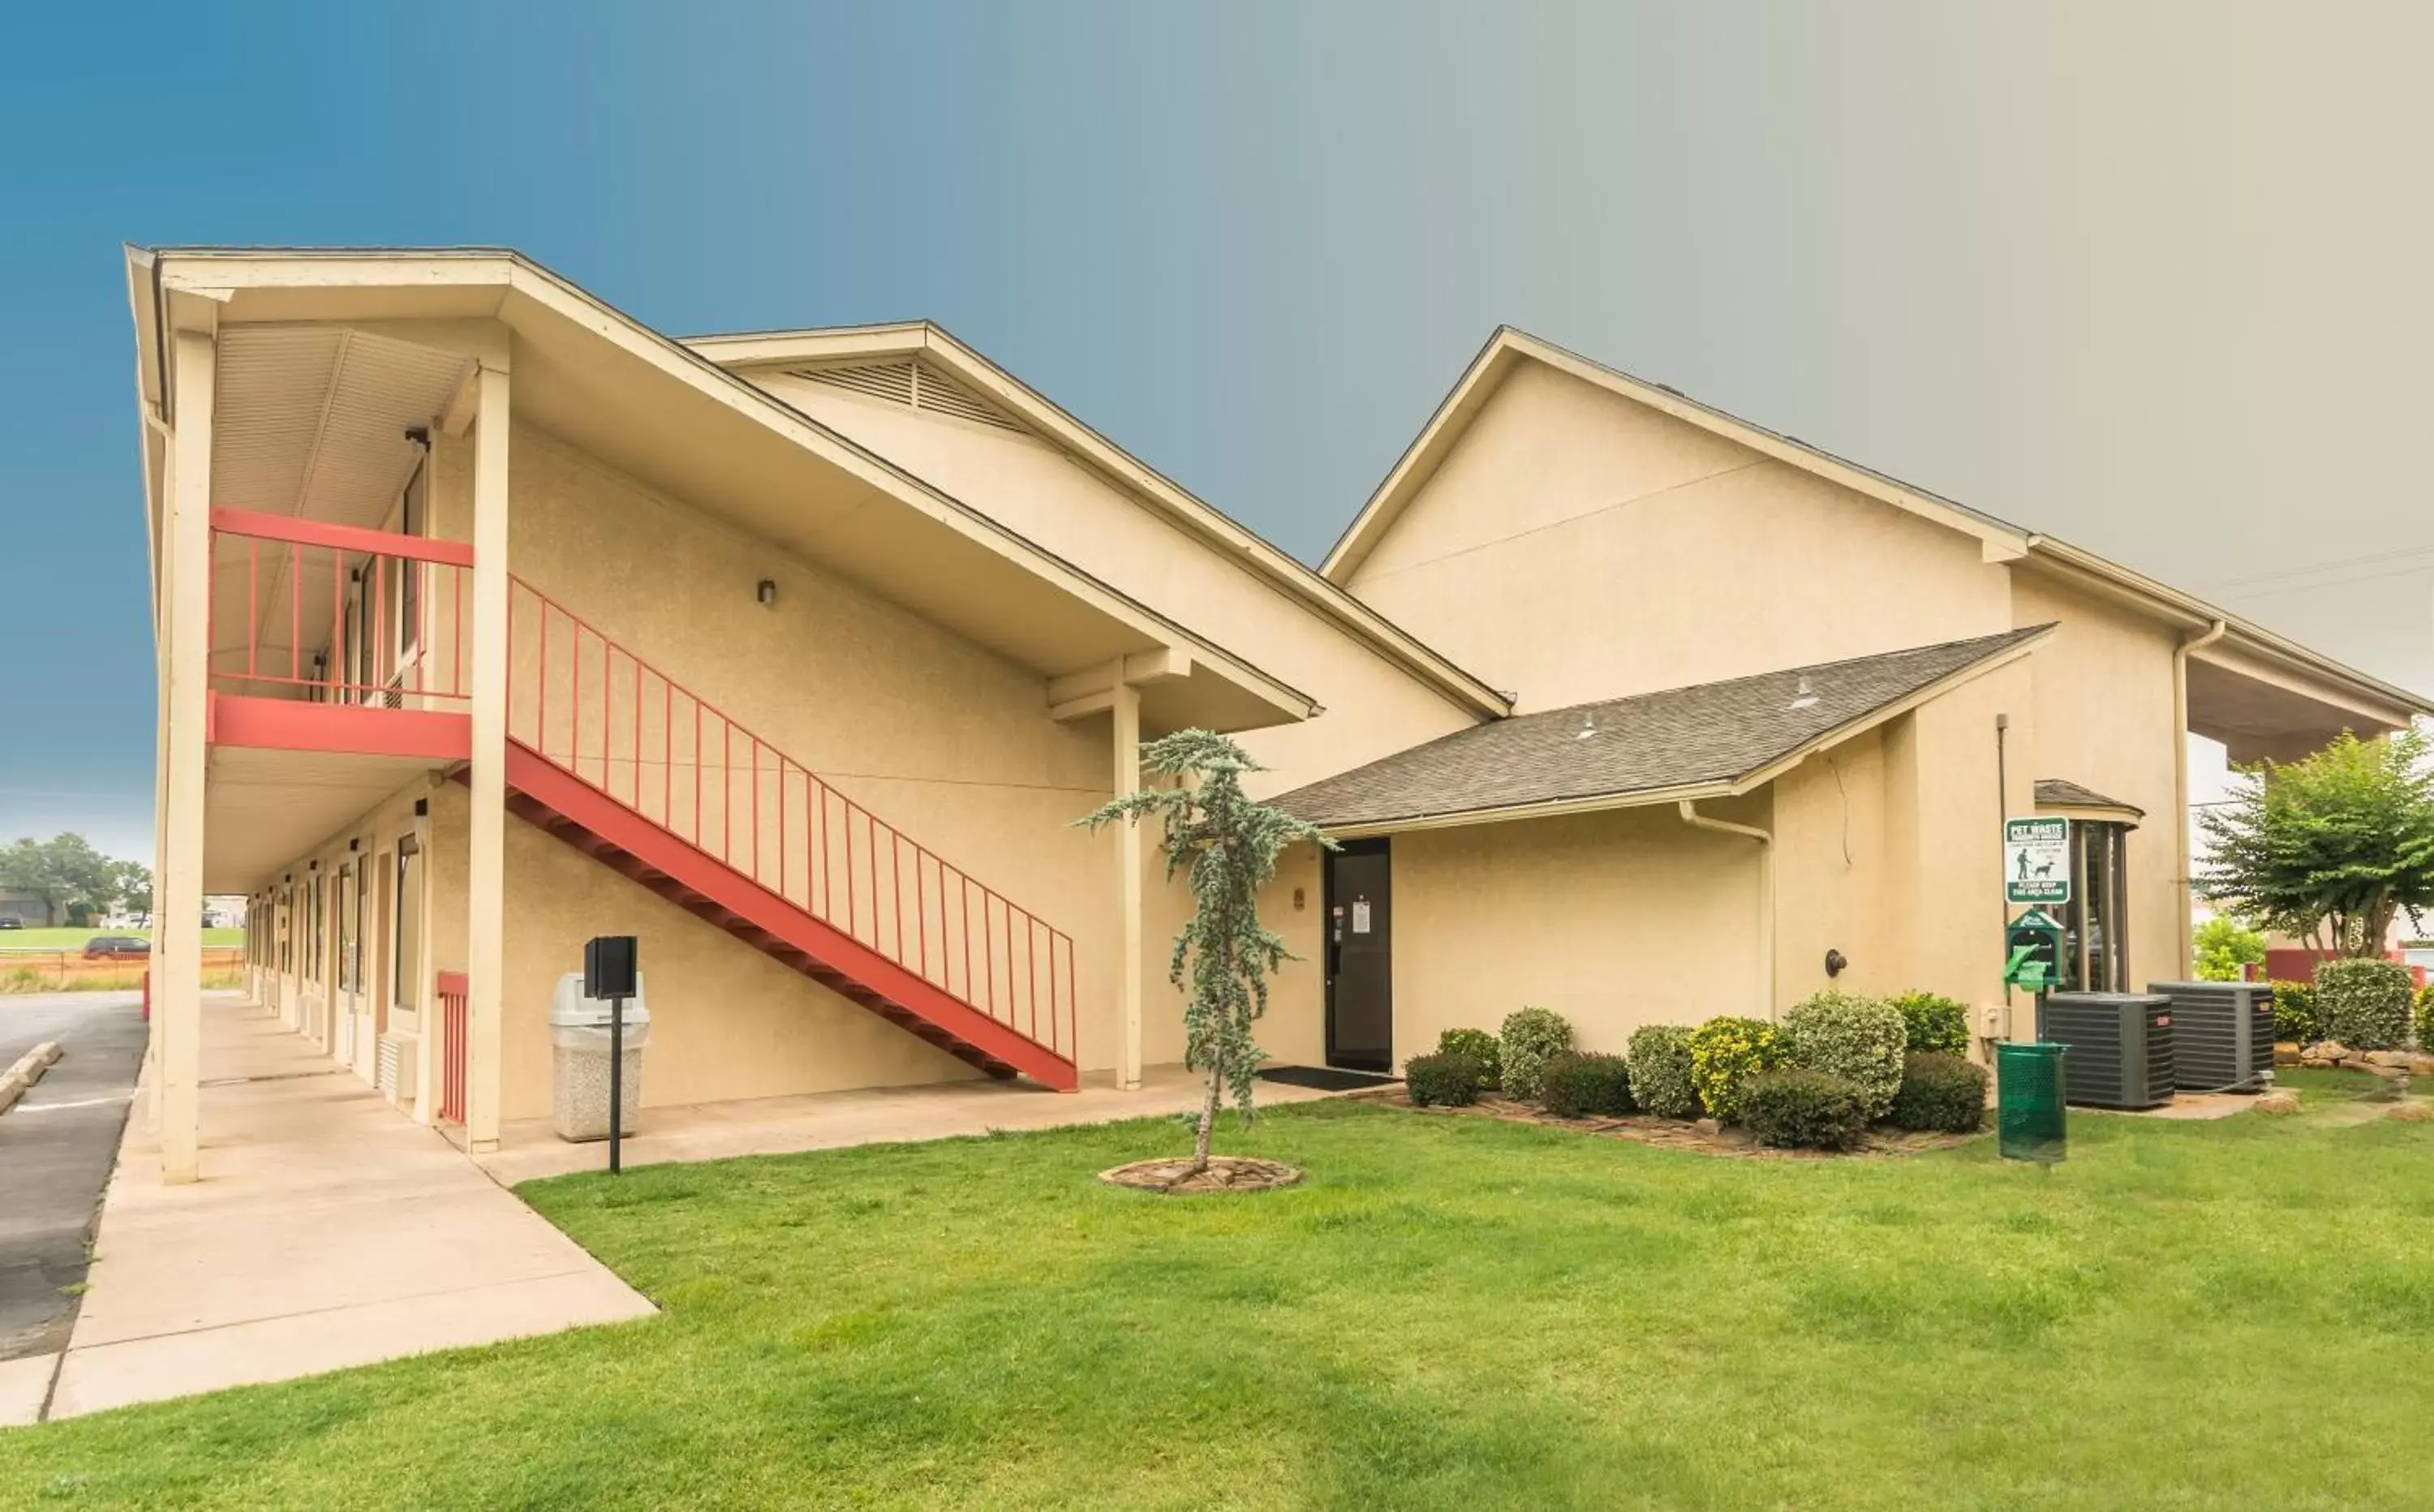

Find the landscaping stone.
xmin=2273 ymin=1042 xmax=2301 ymax=1067
xmin=2252 ymin=1091 xmax=2302 ymax=1115
xmin=1099 ymin=1155 xmax=1304 ymax=1194
xmin=1694 ymin=1118 xmax=1722 ymax=1136
xmin=2386 ymin=1101 xmax=2434 ymax=1123
xmin=2363 ymin=1050 xmax=2414 ymax=1068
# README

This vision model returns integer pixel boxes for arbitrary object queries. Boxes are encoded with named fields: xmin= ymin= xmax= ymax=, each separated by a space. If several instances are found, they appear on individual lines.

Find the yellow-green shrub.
xmin=1688 ymin=1016 xmax=1782 ymax=1123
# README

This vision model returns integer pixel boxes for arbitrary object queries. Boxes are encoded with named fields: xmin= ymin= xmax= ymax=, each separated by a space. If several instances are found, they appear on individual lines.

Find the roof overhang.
xmin=686 ymin=320 xmax=1512 ymax=721
xmin=1309 ymin=626 xmax=2052 ymax=839
xmin=128 ymin=247 xmax=1315 ymax=737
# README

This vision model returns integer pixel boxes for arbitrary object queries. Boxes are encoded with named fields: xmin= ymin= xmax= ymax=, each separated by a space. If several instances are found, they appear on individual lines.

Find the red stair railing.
xmin=209 ymin=509 xmax=475 ymax=710
xmin=503 ymin=578 xmax=1077 ymax=1064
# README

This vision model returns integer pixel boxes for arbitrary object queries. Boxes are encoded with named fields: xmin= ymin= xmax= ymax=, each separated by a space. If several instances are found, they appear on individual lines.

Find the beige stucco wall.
xmin=1367 ymin=799 xmax=1769 ymax=1064
xmin=2010 ymin=571 xmax=2185 ymax=993
xmin=501 ymin=423 xmax=1132 ymax=1079
xmin=1342 ymin=361 xmax=2015 ymax=711
xmin=756 ymin=379 xmax=1482 ymax=792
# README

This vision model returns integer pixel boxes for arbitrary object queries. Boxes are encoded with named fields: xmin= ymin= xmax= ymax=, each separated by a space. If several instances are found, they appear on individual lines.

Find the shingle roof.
xmin=1275 ymin=626 xmax=2054 ymax=830
xmin=2033 ymin=778 xmax=2144 ymax=817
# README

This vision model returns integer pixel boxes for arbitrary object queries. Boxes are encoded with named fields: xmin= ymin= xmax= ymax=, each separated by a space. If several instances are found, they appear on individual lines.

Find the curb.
xmin=0 ymin=1039 xmax=62 ymax=1114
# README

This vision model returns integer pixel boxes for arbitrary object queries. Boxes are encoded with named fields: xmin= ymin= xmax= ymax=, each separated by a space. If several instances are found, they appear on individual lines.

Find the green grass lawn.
xmin=0 ymin=927 xmax=244 ymax=951
xmin=4 ymin=1070 xmax=2431 ymax=1510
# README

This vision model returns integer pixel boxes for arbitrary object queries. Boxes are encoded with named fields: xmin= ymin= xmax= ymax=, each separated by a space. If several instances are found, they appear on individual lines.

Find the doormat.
xmin=1258 ymin=1065 xmax=1400 ymax=1092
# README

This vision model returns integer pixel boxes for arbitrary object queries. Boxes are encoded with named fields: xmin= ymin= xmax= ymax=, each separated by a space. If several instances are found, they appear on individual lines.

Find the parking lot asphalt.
xmin=0 ymin=992 xmax=148 ymax=1360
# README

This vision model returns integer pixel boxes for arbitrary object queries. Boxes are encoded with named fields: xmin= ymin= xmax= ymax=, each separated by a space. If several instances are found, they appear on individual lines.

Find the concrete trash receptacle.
xmin=550 ymin=970 xmax=649 ymax=1142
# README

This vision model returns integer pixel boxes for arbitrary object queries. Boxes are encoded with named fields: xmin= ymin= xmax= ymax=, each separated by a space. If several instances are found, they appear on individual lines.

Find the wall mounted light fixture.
xmin=755 ymin=578 xmax=777 ymax=608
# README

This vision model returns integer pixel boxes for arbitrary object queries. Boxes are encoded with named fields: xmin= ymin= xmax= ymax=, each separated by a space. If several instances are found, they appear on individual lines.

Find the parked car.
xmin=0 ymin=917 xmax=19 ymax=930
xmin=82 ymin=935 xmax=151 ymax=960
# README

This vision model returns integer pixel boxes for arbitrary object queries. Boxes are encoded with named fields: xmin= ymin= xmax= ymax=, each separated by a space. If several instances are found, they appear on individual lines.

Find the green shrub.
xmin=2316 ymin=959 xmax=2415 ymax=1050
xmin=1404 ymin=1052 xmax=1483 ymax=1108
xmin=1434 ymin=1028 xmax=1502 ymax=1091
xmin=1888 ymin=1052 xmax=1988 ymax=1133
xmin=1687 ymin=1016 xmax=1782 ymax=1123
xmin=1781 ymin=990 xmax=1907 ymax=1121
xmin=1739 ymin=1069 xmax=1869 ymax=1150
xmin=2270 ymin=980 xmax=2318 ymax=1045
xmin=1538 ymin=1053 xmax=1636 ymax=1119
xmin=1890 ymin=991 xmax=1972 ymax=1057
xmin=2193 ymin=916 xmax=2268 ymax=982
xmin=1626 ymin=1024 xmax=1700 ymax=1119
xmin=1498 ymin=1006 xmax=1574 ymax=1102
xmin=2417 ymin=984 xmax=2434 ymax=1050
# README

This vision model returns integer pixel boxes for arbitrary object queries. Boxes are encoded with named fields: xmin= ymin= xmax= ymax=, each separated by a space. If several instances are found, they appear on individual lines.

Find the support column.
xmin=1113 ymin=681 xmax=1143 ymax=1091
xmin=466 ymin=364 xmax=510 ymax=1153
xmin=158 ymin=329 xmax=214 ymax=1183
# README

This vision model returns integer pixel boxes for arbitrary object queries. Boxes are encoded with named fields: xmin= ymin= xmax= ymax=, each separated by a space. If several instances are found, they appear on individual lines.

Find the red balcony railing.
xmin=504 ymin=577 xmax=1078 ymax=1063
xmin=209 ymin=509 xmax=475 ymax=710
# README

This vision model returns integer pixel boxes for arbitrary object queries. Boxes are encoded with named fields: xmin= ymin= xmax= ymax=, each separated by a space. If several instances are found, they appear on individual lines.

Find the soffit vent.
xmin=788 ymin=356 xmax=1025 ymax=433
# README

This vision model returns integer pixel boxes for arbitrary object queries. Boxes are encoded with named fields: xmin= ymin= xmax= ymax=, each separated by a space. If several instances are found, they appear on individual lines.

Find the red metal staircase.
xmin=494 ymin=578 xmax=1079 ymax=1090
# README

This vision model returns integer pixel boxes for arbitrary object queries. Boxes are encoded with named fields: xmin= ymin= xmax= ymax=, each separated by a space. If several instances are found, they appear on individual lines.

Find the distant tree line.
xmin=0 ymin=833 xmax=153 ymax=928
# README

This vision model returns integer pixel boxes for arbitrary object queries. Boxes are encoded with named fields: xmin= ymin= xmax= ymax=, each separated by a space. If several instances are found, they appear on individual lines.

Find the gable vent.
xmin=789 ymin=356 xmax=1024 ymax=433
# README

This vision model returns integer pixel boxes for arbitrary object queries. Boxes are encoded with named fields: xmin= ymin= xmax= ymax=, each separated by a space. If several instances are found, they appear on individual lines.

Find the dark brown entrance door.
xmin=1325 ymin=840 xmax=1392 ymax=1072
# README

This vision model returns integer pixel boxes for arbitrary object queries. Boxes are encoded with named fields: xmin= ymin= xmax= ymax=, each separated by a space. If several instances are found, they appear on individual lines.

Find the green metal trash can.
xmin=1997 ymin=1042 xmax=2068 ymax=1163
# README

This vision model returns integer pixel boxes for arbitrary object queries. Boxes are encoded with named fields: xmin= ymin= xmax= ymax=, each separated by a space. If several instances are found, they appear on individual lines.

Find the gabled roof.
xmin=684 ymin=321 xmax=1512 ymax=720
xmin=1274 ymin=625 xmax=2053 ymax=835
xmin=1323 ymin=326 xmax=2433 ymax=725
xmin=125 ymin=246 xmax=1320 ymax=736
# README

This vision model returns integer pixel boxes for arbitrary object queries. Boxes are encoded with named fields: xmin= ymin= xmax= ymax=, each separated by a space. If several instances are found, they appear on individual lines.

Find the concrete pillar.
xmin=466 ymin=363 xmax=510 ymax=1153
xmin=158 ymin=329 xmax=214 ymax=1183
xmin=1113 ymin=681 xmax=1143 ymax=1091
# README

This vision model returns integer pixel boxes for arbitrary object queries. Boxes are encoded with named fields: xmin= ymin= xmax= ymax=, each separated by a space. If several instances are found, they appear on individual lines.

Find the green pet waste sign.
xmin=2003 ymin=816 xmax=2070 ymax=904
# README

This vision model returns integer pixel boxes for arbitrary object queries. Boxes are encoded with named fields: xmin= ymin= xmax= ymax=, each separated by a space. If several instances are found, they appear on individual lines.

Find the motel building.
xmin=130 ymin=246 xmax=2430 ymax=1182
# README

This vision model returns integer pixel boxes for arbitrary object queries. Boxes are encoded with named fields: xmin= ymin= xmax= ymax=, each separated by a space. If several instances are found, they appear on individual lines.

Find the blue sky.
xmin=2 ymin=1 xmax=2429 ymax=860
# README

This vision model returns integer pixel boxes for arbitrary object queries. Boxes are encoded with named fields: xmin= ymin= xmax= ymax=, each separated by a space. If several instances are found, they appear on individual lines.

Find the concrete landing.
xmin=39 ymin=999 xmax=655 ymax=1421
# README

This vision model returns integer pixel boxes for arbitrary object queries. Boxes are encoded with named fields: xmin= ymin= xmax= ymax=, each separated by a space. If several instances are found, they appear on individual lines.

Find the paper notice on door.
xmin=1351 ymin=900 xmax=1372 ymax=934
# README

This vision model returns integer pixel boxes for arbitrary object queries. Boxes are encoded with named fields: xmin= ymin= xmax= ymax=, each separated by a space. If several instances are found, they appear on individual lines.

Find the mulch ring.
xmin=1343 ymin=1087 xmax=1978 ymax=1160
xmin=1099 ymin=1155 xmax=1305 ymax=1194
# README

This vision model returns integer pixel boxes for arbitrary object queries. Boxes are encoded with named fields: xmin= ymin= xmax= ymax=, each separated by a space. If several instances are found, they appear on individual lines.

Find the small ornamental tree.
xmin=2198 ymin=730 xmax=2434 ymax=956
xmin=1081 ymin=729 xmax=1331 ymax=1175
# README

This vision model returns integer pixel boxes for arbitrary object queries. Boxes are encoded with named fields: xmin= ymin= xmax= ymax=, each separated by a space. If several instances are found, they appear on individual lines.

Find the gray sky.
xmin=1 ymin=1 xmax=2427 ymax=859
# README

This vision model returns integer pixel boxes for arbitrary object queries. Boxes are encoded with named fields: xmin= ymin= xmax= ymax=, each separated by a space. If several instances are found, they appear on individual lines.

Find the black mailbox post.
xmin=584 ymin=935 xmax=639 ymax=1173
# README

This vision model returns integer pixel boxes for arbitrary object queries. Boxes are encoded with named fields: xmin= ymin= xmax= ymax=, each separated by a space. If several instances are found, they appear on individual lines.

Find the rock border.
xmin=1098 ymin=1155 xmax=1305 ymax=1194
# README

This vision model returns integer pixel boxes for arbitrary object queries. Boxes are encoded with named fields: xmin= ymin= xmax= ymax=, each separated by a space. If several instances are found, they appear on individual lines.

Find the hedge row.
xmin=1423 ymin=990 xmax=1993 ymax=1147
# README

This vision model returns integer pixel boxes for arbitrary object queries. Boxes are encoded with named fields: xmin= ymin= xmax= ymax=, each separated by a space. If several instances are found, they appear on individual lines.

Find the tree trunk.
xmin=1193 ymin=1058 xmax=1223 ymax=1173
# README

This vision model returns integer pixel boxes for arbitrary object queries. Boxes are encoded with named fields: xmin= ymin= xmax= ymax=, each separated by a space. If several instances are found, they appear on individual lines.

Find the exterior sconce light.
xmin=1824 ymin=948 xmax=1847 ymax=978
xmin=755 ymin=578 xmax=777 ymax=608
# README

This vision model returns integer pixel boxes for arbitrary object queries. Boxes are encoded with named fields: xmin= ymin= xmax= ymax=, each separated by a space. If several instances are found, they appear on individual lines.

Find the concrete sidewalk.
xmin=475 ymin=1061 xmax=1342 ymax=1184
xmin=26 ymin=999 xmax=654 ymax=1423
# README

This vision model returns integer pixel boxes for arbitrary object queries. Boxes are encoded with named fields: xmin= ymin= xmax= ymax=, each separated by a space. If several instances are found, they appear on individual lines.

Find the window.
xmin=336 ymin=866 xmax=352 ymax=992
xmin=393 ymin=835 xmax=423 ymax=1016
xmin=2058 ymin=821 xmax=2131 ymax=992
xmin=395 ymin=457 xmax=425 ymax=668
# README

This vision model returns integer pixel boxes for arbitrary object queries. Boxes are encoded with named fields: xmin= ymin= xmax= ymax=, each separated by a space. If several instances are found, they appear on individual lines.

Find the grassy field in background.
xmin=0 ymin=927 xmax=244 ymax=950
xmin=2 ymin=1069 xmax=2428 ymax=1509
